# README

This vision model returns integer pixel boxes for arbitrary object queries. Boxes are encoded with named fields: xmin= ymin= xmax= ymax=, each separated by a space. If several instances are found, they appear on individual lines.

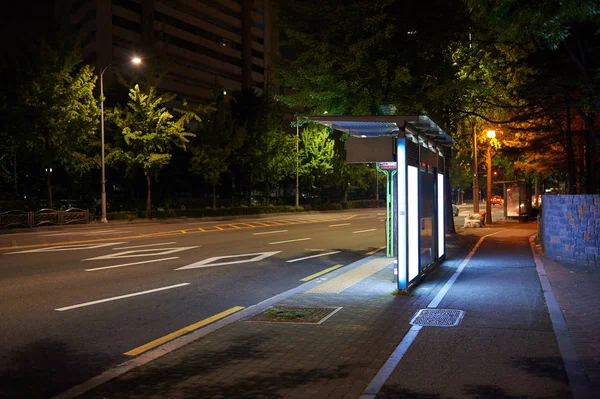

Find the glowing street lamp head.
xmin=486 ymin=130 xmax=496 ymax=139
xmin=131 ymin=57 xmax=142 ymax=65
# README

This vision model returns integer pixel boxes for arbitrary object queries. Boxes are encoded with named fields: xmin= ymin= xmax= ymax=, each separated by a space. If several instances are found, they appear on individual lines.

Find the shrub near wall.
xmin=541 ymin=195 xmax=600 ymax=266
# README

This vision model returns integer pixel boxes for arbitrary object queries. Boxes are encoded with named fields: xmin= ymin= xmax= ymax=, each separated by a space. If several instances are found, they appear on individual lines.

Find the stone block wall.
xmin=541 ymin=195 xmax=600 ymax=266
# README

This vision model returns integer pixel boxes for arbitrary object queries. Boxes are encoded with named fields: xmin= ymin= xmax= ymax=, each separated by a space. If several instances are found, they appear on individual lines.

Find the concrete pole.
xmin=486 ymin=141 xmax=492 ymax=224
xmin=473 ymin=125 xmax=479 ymax=213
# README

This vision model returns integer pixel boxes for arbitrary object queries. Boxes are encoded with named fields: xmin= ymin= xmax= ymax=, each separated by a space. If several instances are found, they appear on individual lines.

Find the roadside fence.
xmin=0 ymin=208 xmax=90 ymax=229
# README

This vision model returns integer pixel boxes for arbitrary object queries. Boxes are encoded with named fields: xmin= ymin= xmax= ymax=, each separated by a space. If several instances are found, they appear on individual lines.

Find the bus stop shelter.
xmin=307 ymin=115 xmax=453 ymax=290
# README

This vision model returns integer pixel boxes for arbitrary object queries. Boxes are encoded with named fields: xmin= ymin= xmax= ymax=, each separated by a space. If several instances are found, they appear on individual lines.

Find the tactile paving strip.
xmin=304 ymin=258 xmax=391 ymax=294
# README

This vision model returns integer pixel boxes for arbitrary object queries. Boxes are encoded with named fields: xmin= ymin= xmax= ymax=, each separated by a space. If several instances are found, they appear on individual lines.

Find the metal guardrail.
xmin=1 ymin=208 xmax=89 ymax=229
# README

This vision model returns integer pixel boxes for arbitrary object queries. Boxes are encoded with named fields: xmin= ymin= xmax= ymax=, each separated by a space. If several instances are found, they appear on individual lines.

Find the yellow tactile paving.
xmin=304 ymin=257 xmax=391 ymax=294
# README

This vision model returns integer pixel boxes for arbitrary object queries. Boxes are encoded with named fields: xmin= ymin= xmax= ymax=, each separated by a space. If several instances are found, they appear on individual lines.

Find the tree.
xmin=20 ymin=44 xmax=100 ymax=208
xmin=107 ymin=84 xmax=195 ymax=218
xmin=299 ymin=124 xmax=335 ymax=195
xmin=246 ymin=99 xmax=297 ymax=203
xmin=189 ymin=93 xmax=243 ymax=208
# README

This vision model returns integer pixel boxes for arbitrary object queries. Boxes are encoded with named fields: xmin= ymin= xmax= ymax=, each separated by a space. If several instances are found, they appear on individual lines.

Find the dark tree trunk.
xmin=47 ymin=168 xmax=53 ymax=209
xmin=565 ymin=104 xmax=577 ymax=194
xmin=212 ymin=182 xmax=216 ymax=209
xmin=146 ymin=174 xmax=151 ymax=219
xmin=586 ymin=113 xmax=597 ymax=194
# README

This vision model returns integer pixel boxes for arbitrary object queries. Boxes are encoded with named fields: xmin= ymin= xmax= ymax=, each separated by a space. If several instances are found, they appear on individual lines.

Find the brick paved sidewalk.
xmin=60 ymin=222 xmax=593 ymax=399
xmin=55 ymin=230 xmax=479 ymax=399
xmin=537 ymin=243 xmax=600 ymax=397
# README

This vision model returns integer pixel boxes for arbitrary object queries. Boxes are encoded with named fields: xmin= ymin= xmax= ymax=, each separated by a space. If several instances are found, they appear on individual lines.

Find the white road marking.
xmin=286 ymin=251 xmax=341 ymax=263
xmin=83 ymin=246 xmax=199 ymax=261
xmin=353 ymin=229 xmax=377 ymax=234
xmin=40 ymin=229 xmax=122 ymax=237
xmin=112 ymin=242 xmax=176 ymax=250
xmin=87 ymin=230 xmax=132 ymax=236
xmin=377 ymin=213 xmax=385 ymax=216
xmin=55 ymin=283 xmax=190 ymax=311
xmin=176 ymin=251 xmax=281 ymax=270
xmin=252 ymin=230 xmax=288 ymax=235
xmin=269 ymin=238 xmax=312 ymax=245
xmin=329 ymin=223 xmax=350 ymax=227
xmin=379 ymin=219 xmax=385 ymax=222
xmin=85 ymin=257 xmax=180 ymax=272
xmin=5 ymin=242 xmax=128 ymax=254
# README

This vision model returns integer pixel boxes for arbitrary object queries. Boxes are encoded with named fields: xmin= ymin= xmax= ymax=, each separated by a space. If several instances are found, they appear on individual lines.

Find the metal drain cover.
xmin=248 ymin=306 xmax=342 ymax=324
xmin=410 ymin=309 xmax=465 ymax=327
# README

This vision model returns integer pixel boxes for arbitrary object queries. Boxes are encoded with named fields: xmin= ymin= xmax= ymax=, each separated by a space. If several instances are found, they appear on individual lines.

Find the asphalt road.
xmin=0 ymin=209 xmax=386 ymax=398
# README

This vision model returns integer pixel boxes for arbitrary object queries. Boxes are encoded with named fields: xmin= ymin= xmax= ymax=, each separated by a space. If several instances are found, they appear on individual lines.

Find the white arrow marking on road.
xmin=286 ymin=251 xmax=341 ymax=263
xmin=5 ymin=242 xmax=128 ymax=254
xmin=176 ymin=251 xmax=281 ymax=270
xmin=55 ymin=283 xmax=190 ymax=311
xmin=82 ymin=247 xmax=199 ymax=261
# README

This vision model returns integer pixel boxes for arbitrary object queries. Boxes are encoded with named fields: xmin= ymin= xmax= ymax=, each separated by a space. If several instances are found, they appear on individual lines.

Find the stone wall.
xmin=541 ymin=195 xmax=600 ymax=266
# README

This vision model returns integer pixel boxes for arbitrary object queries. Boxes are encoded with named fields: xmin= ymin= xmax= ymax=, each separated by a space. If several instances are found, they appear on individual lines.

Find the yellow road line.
xmin=0 ymin=214 xmax=363 ymax=251
xmin=124 ymin=306 xmax=244 ymax=356
xmin=180 ymin=230 xmax=187 ymax=234
xmin=366 ymin=245 xmax=386 ymax=255
xmin=228 ymin=224 xmax=242 ymax=229
xmin=300 ymin=264 xmax=344 ymax=281
xmin=305 ymin=258 xmax=390 ymax=294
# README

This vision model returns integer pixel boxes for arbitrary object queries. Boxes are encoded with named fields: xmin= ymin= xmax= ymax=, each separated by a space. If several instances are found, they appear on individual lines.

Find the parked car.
xmin=452 ymin=203 xmax=459 ymax=216
xmin=490 ymin=195 xmax=504 ymax=205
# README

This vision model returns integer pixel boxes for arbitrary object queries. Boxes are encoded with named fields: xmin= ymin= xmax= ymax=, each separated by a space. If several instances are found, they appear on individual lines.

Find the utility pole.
xmin=473 ymin=124 xmax=479 ymax=213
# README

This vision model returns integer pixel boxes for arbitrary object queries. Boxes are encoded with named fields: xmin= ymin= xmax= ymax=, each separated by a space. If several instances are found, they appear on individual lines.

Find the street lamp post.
xmin=485 ymin=130 xmax=496 ymax=225
xmin=473 ymin=124 xmax=479 ymax=213
xmin=295 ymin=116 xmax=300 ymax=207
xmin=99 ymin=57 xmax=141 ymax=223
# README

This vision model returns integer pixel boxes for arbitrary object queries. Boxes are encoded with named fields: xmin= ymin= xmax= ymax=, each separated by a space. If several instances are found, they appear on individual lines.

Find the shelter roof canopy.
xmin=306 ymin=115 xmax=453 ymax=147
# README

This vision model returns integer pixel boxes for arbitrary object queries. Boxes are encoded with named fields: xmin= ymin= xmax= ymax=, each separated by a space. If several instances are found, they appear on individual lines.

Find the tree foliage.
xmin=108 ymin=84 xmax=195 ymax=217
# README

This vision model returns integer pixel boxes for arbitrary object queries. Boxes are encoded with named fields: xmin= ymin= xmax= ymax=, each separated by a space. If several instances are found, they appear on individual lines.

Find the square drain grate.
xmin=248 ymin=306 xmax=341 ymax=324
xmin=410 ymin=309 xmax=465 ymax=327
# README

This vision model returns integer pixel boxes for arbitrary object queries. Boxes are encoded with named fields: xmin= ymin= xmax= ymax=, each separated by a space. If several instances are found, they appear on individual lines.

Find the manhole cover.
xmin=410 ymin=309 xmax=465 ymax=327
xmin=248 ymin=306 xmax=342 ymax=324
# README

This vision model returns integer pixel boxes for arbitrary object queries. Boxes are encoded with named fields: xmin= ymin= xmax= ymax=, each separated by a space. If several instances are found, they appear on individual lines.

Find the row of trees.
xmin=275 ymin=0 xmax=600 ymax=197
xmin=0 ymin=40 xmax=380 ymax=216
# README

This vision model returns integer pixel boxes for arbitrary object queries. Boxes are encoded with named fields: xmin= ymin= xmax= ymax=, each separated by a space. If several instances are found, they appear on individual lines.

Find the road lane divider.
xmin=112 ymin=242 xmax=177 ymax=250
xmin=329 ymin=223 xmax=350 ymax=227
xmin=300 ymin=264 xmax=344 ymax=281
xmin=0 ymin=214 xmax=362 ymax=252
xmin=353 ymin=229 xmax=377 ymax=234
xmin=124 ymin=306 xmax=245 ymax=356
xmin=252 ymin=230 xmax=288 ymax=235
xmin=85 ymin=257 xmax=180 ymax=272
xmin=54 ymin=283 xmax=190 ymax=311
xmin=269 ymin=238 xmax=311 ymax=245
xmin=286 ymin=251 xmax=341 ymax=263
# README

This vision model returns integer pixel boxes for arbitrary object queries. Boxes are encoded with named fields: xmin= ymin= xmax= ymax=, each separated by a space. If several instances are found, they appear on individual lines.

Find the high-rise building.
xmin=57 ymin=0 xmax=278 ymax=103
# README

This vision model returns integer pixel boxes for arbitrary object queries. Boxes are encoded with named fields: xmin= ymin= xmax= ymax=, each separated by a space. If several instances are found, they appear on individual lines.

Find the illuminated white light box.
xmin=305 ymin=115 xmax=452 ymax=291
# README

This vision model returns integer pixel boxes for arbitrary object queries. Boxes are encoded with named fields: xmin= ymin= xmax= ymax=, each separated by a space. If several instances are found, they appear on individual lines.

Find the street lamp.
xmin=295 ymin=115 xmax=300 ymax=207
xmin=472 ymin=125 xmax=479 ymax=213
xmin=485 ymin=130 xmax=496 ymax=225
xmin=99 ymin=56 xmax=142 ymax=223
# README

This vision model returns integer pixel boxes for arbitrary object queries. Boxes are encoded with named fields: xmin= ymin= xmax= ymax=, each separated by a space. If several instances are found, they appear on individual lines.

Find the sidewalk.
xmin=56 ymin=221 xmax=597 ymax=398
